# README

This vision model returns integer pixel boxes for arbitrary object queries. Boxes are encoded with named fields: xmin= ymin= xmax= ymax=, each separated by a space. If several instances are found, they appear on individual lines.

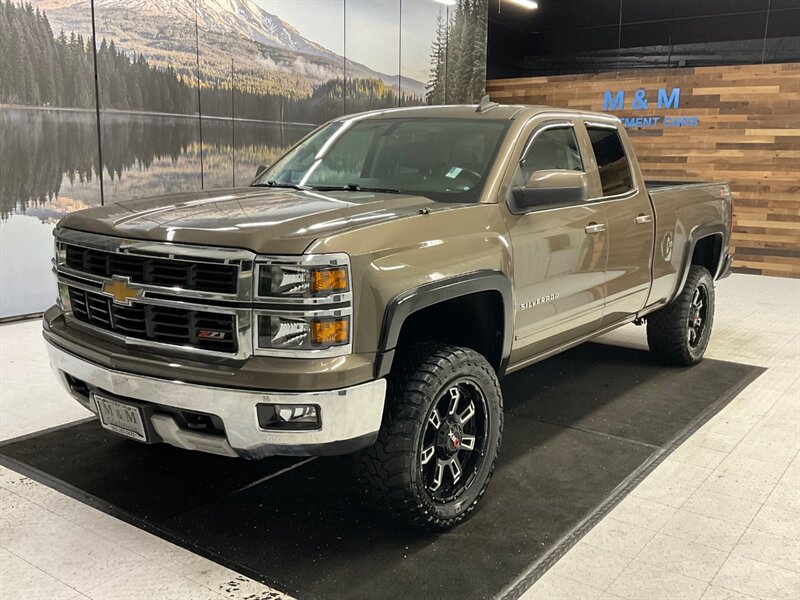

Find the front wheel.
xmin=355 ymin=344 xmax=503 ymax=531
xmin=647 ymin=265 xmax=715 ymax=366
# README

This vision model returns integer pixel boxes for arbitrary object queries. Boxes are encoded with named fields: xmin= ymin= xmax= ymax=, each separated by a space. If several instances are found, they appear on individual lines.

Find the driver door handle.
xmin=584 ymin=222 xmax=606 ymax=234
xmin=635 ymin=214 xmax=653 ymax=224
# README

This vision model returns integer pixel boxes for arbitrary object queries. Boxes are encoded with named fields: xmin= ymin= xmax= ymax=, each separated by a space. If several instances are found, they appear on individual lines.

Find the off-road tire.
xmin=647 ymin=265 xmax=715 ymax=366
xmin=354 ymin=344 xmax=503 ymax=531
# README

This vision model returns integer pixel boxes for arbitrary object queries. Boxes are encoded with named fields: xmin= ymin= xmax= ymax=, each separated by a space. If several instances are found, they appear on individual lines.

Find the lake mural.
xmin=0 ymin=0 xmax=489 ymax=318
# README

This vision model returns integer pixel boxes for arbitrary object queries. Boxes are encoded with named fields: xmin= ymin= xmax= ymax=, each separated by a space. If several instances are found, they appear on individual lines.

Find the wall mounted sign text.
xmin=603 ymin=88 xmax=699 ymax=128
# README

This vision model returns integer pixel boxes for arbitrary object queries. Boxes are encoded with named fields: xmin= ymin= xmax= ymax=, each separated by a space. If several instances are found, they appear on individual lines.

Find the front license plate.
xmin=94 ymin=395 xmax=148 ymax=442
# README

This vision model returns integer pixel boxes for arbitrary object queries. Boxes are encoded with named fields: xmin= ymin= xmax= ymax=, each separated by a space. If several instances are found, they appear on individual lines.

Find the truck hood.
xmin=57 ymin=187 xmax=449 ymax=254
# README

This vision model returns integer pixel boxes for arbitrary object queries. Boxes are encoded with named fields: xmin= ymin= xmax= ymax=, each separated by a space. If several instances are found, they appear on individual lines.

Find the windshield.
xmin=254 ymin=118 xmax=510 ymax=203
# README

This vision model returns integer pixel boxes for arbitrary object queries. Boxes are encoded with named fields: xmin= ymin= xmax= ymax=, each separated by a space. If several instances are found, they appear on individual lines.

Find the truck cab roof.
xmin=338 ymin=103 xmax=621 ymax=124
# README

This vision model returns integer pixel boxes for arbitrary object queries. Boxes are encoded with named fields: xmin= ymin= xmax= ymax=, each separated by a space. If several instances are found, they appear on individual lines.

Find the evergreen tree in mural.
xmin=426 ymin=12 xmax=448 ymax=105
xmin=0 ymin=1 xmax=94 ymax=107
xmin=94 ymin=38 xmax=198 ymax=114
xmin=426 ymin=0 xmax=488 ymax=105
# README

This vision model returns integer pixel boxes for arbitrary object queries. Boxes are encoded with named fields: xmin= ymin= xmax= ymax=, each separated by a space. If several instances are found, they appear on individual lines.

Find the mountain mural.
xmin=0 ymin=1 xmax=417 ymax=124
xmin=37 ymin=0 xmax=426 ymax=97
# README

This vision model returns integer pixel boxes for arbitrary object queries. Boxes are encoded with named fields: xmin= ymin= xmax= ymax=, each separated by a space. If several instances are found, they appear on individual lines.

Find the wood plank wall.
xmin=487 ymin=63 xmax=800 ymax=278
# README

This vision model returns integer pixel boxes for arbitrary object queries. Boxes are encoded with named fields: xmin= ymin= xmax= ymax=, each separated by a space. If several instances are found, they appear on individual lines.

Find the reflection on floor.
xmin=1 ymin=273 xmax=798 ymax=600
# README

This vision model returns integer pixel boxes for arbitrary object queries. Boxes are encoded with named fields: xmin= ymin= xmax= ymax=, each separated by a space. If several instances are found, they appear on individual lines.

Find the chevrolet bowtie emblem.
xmin=101 ymin=277 xmax=143 ymax=306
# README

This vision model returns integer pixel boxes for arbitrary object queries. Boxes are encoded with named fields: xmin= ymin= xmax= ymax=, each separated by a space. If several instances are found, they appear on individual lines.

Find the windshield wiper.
xmin=313 ymin=183 xmax=402 ymax=193
xmin=251 ymin=180 xmax=310 ymax=191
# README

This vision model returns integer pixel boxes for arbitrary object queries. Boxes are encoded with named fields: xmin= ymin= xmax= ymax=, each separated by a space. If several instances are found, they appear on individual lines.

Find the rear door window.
xmin=586 ymin=126 xmax=633 ymax=196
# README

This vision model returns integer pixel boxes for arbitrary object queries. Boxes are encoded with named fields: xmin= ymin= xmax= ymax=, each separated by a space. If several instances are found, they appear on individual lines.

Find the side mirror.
xmin=510 ymin=170 xmax=589 ymax=213
xmin=255 ymin=164 xmax=268 ymax=179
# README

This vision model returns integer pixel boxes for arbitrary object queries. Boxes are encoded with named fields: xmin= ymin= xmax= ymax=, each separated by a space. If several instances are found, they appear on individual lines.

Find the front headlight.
xmin=255 ymin=255 xmax=350 ymax=300
xmin=253 ymin=254 xmax=353 ymax=357
xmin=256 ymin=312 xmax=350 ymax=352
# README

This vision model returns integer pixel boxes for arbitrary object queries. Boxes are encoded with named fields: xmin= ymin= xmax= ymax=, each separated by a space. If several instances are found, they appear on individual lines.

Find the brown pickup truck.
xmin=44 ymin=100 xmax=733 ymax=530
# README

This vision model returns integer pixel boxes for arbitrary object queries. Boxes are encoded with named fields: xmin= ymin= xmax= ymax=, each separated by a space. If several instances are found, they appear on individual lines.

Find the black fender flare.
xmin=375 ymin=270 xmax=514 ymax=378
xmin=672 ymin=224 xmax=727 ymax=303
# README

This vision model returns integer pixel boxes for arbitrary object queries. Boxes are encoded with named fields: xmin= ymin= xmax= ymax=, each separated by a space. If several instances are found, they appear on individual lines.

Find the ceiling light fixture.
xmin=507 ymin=0 xmax=539 ymax=9
xmin=434 ymin=0 xmax=457 ymax=5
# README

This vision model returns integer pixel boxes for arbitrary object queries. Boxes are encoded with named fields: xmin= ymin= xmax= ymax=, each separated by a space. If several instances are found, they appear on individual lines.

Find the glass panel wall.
xmin=94 ymin=0 xmax=203 ymax=203
xmin=401 ymin=0 xmax=444 ymax=104
xmin=345 ymin=0 xmax=400 ymax=111
xmin=0 ymin=1 xmax=101 ymax=318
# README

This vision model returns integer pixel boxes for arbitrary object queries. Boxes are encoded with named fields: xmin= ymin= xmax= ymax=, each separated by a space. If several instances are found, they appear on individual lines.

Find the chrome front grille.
xmin=64 ymin=244 xmax=238 ymax=294
xmin=68 ymin=287 xmax=238 ymax=353
xmin=54 ymin=229 xmax=255 ymax=359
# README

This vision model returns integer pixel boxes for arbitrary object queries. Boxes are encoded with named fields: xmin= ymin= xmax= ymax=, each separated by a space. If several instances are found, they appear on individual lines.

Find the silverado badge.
xmin=520 ymin=292 xmax=560 ymax=311
xmin=101 ymin=277 xmax=144 ymax=306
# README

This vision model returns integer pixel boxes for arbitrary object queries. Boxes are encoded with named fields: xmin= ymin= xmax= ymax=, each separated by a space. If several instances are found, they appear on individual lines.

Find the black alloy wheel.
xmin=419 ymin=379 xmax=489 ymax=504
xmin=687 ymin=284 xmax=709 ymax=348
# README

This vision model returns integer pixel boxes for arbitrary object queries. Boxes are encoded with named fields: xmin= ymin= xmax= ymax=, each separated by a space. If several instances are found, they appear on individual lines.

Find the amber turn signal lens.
xmin=311 ymin=267 xmax=348 ymax=294
xmin=312 ymin=318 xmax=349 ymax=345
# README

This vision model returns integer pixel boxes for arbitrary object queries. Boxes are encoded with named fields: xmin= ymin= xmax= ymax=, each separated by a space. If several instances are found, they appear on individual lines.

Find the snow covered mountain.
xmin=37 ymin=0 xmax=426 ymax=96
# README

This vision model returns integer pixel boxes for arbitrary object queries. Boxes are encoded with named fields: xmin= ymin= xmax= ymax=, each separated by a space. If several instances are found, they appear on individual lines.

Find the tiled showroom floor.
xmin=1 ymin=273 xmax=798 ymax=600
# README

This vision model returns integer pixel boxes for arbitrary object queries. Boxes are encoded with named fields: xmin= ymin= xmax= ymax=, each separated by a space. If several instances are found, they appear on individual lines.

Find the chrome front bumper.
xmin=46 ymin=340 xmax=386 ymax=459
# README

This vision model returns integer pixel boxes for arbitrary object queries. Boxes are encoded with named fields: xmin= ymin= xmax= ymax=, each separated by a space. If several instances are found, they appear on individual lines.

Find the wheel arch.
xmin=376 ymin=271 xmax=513 ymax=379
xmin=671 ymin=224 xmax=727 ymax=304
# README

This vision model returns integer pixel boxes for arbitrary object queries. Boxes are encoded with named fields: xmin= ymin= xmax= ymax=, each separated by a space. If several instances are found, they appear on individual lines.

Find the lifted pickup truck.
xmin=44 ymin=101 xmax=733 ymax=530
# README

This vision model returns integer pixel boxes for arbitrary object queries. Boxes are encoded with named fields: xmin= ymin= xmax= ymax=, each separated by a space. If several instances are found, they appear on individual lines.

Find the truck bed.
xmin=644 ymin=180 xmax=732 ymax=308
xmin=645 ymin=180 xmax=721 ymax=190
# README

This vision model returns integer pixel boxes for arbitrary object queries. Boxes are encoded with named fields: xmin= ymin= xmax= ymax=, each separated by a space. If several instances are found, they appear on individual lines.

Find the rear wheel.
xmin=647 ymin=265 xmax=715 ymax=366
xmin=355 ymin=344 xmax=503 ymax=531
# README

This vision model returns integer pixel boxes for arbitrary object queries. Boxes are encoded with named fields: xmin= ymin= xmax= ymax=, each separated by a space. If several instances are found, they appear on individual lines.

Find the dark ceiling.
xmin=487 ymin=0 xmax=800 ymax=78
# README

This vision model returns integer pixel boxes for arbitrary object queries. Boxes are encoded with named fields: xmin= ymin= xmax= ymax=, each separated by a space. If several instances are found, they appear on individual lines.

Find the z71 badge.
xmin=520 ymin=293 xmax=560 ymax=311
xmin=198 ymin=329 xmax=227 ymax=339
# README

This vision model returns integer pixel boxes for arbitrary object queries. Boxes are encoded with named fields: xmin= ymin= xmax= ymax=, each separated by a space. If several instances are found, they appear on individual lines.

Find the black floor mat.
xmin=0 ymin=343 xmax=762 ymax=600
